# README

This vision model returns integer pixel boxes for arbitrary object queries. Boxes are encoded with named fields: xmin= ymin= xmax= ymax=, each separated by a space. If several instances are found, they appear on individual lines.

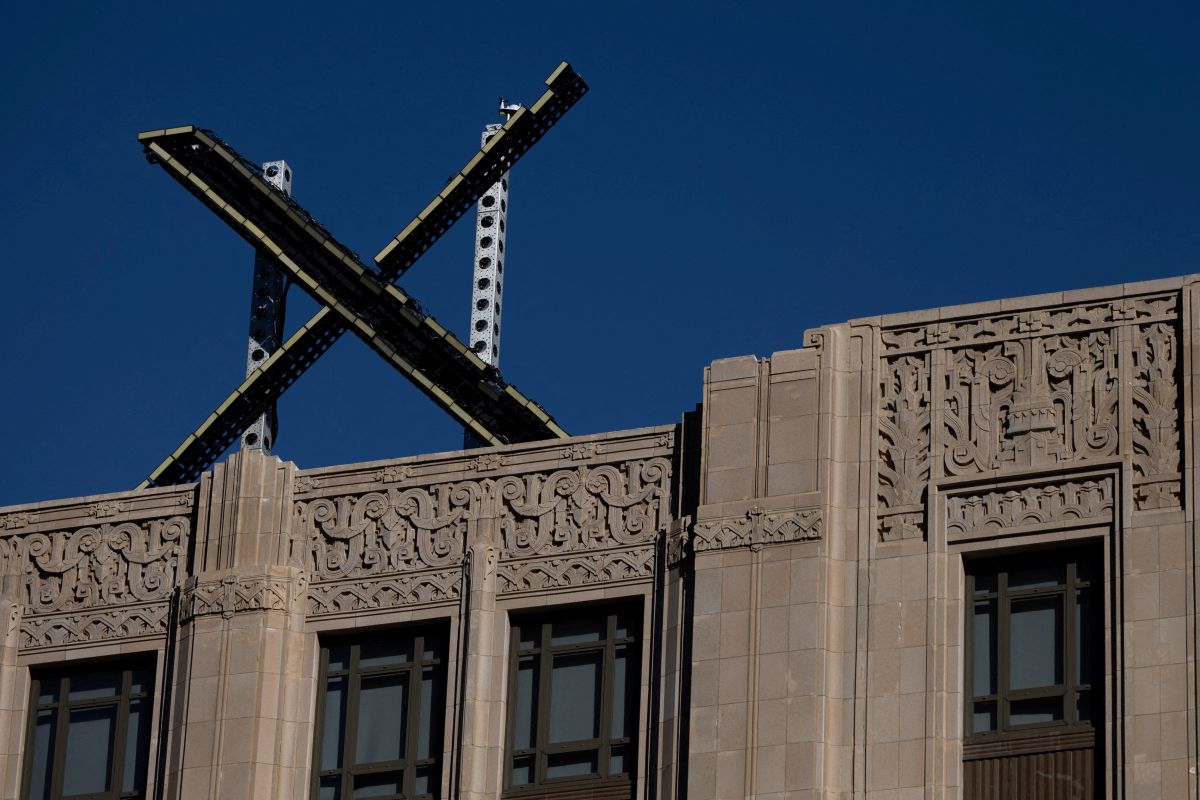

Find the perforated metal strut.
xmin=242 ymin=160 xmax=292 ymax=452
xmin=464 ymin=102 xmax=519 ymax=449
xmin=468 ymin=101 xmax=519 ymax=368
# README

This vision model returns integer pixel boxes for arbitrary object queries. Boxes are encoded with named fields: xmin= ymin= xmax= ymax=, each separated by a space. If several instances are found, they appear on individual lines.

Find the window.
xmin=506 ymin=605 xmax=640 ymax=796
xmin=311 ymin=625 xmax=447 ymax=800
xmin=22 ymin=659 xmax=155 ymax=800
xmin=965 ymin=548 xmax=1101 ymax=737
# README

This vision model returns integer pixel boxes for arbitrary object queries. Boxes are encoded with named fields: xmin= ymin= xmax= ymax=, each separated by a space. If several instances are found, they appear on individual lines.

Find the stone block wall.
xmin=0 ymin=274 xmax=1197 ymax=798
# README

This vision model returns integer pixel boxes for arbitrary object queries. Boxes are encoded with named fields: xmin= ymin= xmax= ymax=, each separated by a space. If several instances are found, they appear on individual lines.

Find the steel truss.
xmin=137 ymin=63 xmax=586 ymax=488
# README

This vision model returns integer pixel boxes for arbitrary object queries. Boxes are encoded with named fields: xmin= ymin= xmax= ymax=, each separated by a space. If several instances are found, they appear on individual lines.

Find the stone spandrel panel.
xmin=291 ymin=427 xmax=677 ymax=614
xmin=0 ymin=486 xmax=194 ymax=650
xmin=876 ymin=290 xmax=1183 ymax=541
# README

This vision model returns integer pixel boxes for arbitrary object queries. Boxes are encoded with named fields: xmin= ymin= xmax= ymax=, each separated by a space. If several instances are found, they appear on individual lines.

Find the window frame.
xmin=963 ymin=547 xmax=1101 ymax=740
xmin=504 ymin=603 xmax=640 ymax=796
xmin=20 ymin=657 xmax=156 ymax=800
xmin=310 ymin=623 xmax=448 ymax=800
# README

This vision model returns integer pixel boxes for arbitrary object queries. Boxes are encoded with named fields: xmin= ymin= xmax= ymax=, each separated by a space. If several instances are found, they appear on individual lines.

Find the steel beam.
xmin=136 ymin=63 xmax=586 ymax=488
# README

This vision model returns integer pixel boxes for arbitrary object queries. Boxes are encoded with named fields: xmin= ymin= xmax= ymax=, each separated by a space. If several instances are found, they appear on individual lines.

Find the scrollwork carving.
xmin=5 ymin=516 xmax=189 ymax=615
xmin=496 ymin=457 xmax=671 ymax=559
xmin=876 ymin=292 xmax=1183 ymax=539
xmin=297 ymin=484 xmax=472 ymax=581
xmin=945 ymin=477 xmax=1114 ymax=540
xmin=943 ymin=331 xmax=1118 ymax=475
xmin=296 ymin=448 xmax=674 ymax=611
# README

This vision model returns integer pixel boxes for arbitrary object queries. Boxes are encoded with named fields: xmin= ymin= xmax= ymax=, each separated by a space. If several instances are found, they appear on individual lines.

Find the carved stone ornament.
xmin=876 ymin=293 xmax=1182 ymax=540
xmin=21 ymin=605 xmax=171 ymax=650
xmin=562 ymin=443 xmax=602 ymax=461
xmin=294 ymin=475 xmax=322 ymax=494
xmin=878 ymin=355 xmax=930 ymax=542
xmin=88 ymin=501 xmax=129 ymax=519
xmin=375 ymin=465 xmax=412 ymax=484
xmin=665 ymin=521 xmax=689 ymax=567
xmin=2 ymin=511 xmax=37 ymax=529
xmin=2 ymin=516 xmax=189 ymax=615
xmin=1 ymin=514 xmax=190 ymax=649
xmin=295 ymin=453 xmax=674 ymax=606
xmin=943 ymin=331 xmax=1118 ymax=475
xmin=1132 ymin=322 xmax=1181 ymax=510
xmin=945 ymin=477 xmax=1114 ymax=541
xmin=179 ymin=571 xmax=305 ymax=621
xmin=692 ymin=507 xmax=822 ymax=552
xmin=307 ymin=570 xmax=462 ymax=615
xmin=497 ymin=547 xmax=655 ymax=594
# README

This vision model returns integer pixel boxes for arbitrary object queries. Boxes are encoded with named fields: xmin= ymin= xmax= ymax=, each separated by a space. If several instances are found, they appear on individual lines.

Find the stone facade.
xmin=0 ymin=274 xmax=1197 ymax=798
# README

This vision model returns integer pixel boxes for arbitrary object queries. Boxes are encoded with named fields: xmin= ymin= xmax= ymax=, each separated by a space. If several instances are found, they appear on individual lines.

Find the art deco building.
xmin=0 ymin=274 xmax=1193 ymax=799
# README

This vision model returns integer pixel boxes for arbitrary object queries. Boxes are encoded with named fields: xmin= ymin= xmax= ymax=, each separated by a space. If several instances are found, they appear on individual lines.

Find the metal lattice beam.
xmin=136 ymin=63 xmax=586 ymax=488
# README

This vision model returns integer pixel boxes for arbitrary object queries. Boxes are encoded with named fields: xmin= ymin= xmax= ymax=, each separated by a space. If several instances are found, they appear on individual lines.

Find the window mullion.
xmin=110 ymin=668 xmax=133 ymax=799
xmin=403 ymin=636 xmax=424 ymax=798
xmin=343 ymin=645 xmax=362 ymax=799
xmin=536 ymin=622 xmax=552 ymax=785
xmin=997 ymin=571 xmax=1010 ymax=733
xmin=20 ymin=678 xmax=38 ymax=800
xmin=504 ymin=625 xmax=520 ymax=789
xmin=1065 ymin=561 xmax=1078 ymax=726
xmin=964 ymin=573 xmax=975 ymax=736
xmin=311 ymin=647 xmax=331 ymax=800
xmin=598 ymin=613 xmax=616 ymax=777
xmin=50 ymin=676 xmax=70 ymax=800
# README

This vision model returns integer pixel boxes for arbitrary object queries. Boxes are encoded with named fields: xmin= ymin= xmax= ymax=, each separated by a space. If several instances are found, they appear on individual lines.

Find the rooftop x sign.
xmin=136 ymin=63 xmax=586 ymax=488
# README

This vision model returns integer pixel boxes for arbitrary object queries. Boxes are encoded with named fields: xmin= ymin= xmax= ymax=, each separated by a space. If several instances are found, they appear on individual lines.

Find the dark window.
xmin=505 ymin=605 xmax=640 ymax=797
xmin=22 ymin=659 xmax=155 ymax=800
xmin=311 ymin=625 xmax=447 ymax=800
xmin=966 ymin=549 xmax=1101 ymax=737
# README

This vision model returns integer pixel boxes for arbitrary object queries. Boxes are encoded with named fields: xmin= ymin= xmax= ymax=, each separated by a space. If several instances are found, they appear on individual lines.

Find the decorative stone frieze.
xmin=3 ymin=517 xmax=189 ymax=614
xmin=293 ymin=429 xmax=676 ymax=608
xmin=692 ymin=507 xmax=822 ymax=552
xmin=496 ymin=547 xmax=655 ymax=594
xmin=307 ymin=570 xmax=462 ymax=615
xmin=0 ymin=501 xmax=192 ymax=649
xmin=21 ymin=605 xmax=171 ymax=649
xmin=876 ymin=292 xmax=1182 ymax=539
xmin=944 ymin=476 xmax=1114 ymax=541
xmin=179 ymin=570 xmax=306 ymax=621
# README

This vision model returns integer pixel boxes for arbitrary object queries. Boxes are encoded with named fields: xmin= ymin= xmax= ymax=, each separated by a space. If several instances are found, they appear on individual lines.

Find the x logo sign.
xmin=136 ymin=63 xmax=587 ymax=488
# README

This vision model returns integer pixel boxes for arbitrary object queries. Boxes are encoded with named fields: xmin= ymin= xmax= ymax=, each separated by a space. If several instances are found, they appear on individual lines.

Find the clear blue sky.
xmin=2 ymin=2 xmax=1197 ymax=506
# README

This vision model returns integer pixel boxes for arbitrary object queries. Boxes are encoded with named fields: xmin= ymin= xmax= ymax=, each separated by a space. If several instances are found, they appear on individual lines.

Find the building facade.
xmin=0 ymin=274 xmax=1196 ymax=799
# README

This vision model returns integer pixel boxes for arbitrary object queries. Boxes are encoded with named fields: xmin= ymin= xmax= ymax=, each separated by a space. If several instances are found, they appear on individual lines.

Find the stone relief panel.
xmin=493 ymin=455 xmax=672 ymax=595
xmin=945 ymin=476 xmax=1114 ymax=541
xmin=292 ymin=432 xmax=676 ymax=608
xmin=1132 ymin=321 xmax=1182 ymax=510
xmin=876 ymin=293 xmax=1182 ymax=540
xmin=943 ymin=331 xmax=1119 ymax=474
xmin=179 ymin=570 xmax=306 ymax=621
xmin=878 ymin=354 xmax=931 ymax=542
xmin=295 ymin=484 xmax=470 ymax=615
xmin=692 ymin=507 xmax=822 ymax=552
xmin=0 ymin=512 xmax=191 ymax=649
